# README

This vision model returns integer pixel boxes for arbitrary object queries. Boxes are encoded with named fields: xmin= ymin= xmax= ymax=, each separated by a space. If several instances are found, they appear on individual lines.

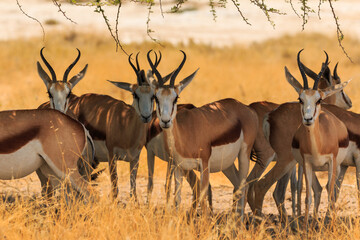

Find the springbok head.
xmin=38 ymin=47 xmax=88 ymax=113
xmin=302 ymin=62 xmax=352 ymax=109
xmin=148 ymin=50 xmax=198 ymax=129
xmin=108 ymin=52 xmax=163 ymax=123
xmin=285 ymin=49 xmax=349 ymax=126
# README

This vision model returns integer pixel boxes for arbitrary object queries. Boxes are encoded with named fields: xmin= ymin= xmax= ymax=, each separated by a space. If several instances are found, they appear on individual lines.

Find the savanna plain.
xmin=1 ymin=32 xmax=360 ymax=239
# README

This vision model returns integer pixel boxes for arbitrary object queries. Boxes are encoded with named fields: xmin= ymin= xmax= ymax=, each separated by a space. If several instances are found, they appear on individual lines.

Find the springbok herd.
xmin=1 ymin=47 xmax=358 ymax=227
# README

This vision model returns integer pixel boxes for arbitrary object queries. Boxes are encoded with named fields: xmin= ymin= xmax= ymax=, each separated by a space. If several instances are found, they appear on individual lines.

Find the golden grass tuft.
xmin=0 ymin=32 xmax=360 ymax=239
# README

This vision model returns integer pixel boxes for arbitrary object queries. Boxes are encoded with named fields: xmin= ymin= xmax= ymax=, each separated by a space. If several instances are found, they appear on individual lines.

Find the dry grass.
xmin=0 ymin=32 xmax=360 ymax=239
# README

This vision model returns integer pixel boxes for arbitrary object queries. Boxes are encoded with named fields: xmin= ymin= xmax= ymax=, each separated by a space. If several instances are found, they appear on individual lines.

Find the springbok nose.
xmin=162 ymin=119 xmax=170 ymax=124
xmin=141 ymin=114 xmax=152 ymax=122
xmin=304 ymin=117 xmax=313 ymax=121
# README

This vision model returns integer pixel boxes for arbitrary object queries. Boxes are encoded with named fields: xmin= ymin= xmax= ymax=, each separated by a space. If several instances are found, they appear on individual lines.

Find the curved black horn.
xmin=128 ymin=52 xmax=140 ymax=75
xmin=63 ymin=48 xmax=81 ymax=82
xmin=313 ymin=50 xmax=329 ymax=90
xmin=333 ymin=62 xmax=340 ymax=80
xmin=135 ymin=52 xmax=140 ymax=72
xmin=297 ymin=49 xmax=308 ymax=89
xmin=170 ymin=50 xmax=186 ymax=87
xmin=147 ymin=50 xmax=163 ymax=86
xmin=155 ymin=51 xmax=162 ymax=68
xmin=40 ymin=47 xmax=57 ymax=82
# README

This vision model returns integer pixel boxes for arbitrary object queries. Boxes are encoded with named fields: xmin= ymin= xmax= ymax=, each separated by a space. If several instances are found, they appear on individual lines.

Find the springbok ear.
xmin=107 ymin=80 xmax=133 ymax=92
xmin=177 ymin=68 xmax=199 ymax=93
xmin=68 ymin=64 xmax=88 ymax=89
xmin=320 ymin=80 xmax=350 ymax=99
xmin=37 ymin=62 xmax=52 ymax=89
xmin=285 ymin=66 xmax=303 ymax=94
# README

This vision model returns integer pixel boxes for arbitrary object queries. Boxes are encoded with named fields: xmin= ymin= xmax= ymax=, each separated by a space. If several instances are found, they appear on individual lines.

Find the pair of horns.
xmin=147 ymin=50 xmax=186 ymax=87
xmin=129 ymin=51 xmax=162 ymax=85
xmin=297 ymin=49 xmax=329 ymax=90
xmin=40 ymin=47 xmax=81 ymax=82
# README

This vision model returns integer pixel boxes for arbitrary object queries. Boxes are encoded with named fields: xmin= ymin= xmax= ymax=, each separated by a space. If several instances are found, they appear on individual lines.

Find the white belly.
xmin=342 ymin=141 xmax=358 ymax=166
xmin=336 ymin=146 xmax=349 ymax=166
xmin=292 ymin=146 xmax=349 ymax=171
xmin=174 ymin=137 xmax=242 ymax=173
xmin=0 ymin=140 xmax=44 ymax=179
xmin=208 ymin=137 xmax=241 ymax=172
xmin=94 ymin=140 xmax=109 ymax=162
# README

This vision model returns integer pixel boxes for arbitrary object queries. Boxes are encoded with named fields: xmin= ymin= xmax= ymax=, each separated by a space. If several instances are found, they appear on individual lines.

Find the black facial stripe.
xmin=342 ymin=91 xmax=351 ymax=106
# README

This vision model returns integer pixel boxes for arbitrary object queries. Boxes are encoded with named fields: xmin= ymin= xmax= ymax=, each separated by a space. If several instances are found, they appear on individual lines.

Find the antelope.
xmin=146 ymin=103 xmax=213 ymax=210
xmin=251 ymin=51 xmax=353 ymax=223
xmin=247 ymin=61 xmax=352 ymax=218
xmin=37 ymin=48 xmax=98 ymax=198
xmin=287 ymin=50 xmax=349 ymax=226
xmin=0 ymin=108 xmax=96 ymax=201
xmin=148 ymin=50 xmax=258 ymax=217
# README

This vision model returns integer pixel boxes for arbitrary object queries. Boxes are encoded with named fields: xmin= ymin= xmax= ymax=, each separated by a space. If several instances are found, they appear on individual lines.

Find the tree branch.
xmin=95 ymin=1 xmax=128 ymax=55
xmin=328 ymin=0 xmax=352 ymax=62
xmin=16 ymin=0 xmax=45 ymax=42
xmin=287 ymin=0 xmax=300 ymax=18
xmin=146 ymin=1 xmax=164 ymax=47
xmin=230 ymin=0 xmax=251 ymax=26
xmin=52 ymin=0 xmax=77 ymax=24
xmin=249 ymin=0 xmax=283 ymax=28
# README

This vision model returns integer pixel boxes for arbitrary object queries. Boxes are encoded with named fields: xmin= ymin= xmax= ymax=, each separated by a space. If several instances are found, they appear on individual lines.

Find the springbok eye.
xmin=151 ymin=95 xmax=155 ymax=101
xmin=67 ymin=91 xmax=72 ymax=99
xmin=316 ymin=99 xmax=322 ymax=105
xmin=298 ymin=98 xmax=303 ymax=104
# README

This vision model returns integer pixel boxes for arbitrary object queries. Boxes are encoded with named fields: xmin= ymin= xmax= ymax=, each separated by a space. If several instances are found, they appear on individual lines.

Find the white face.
xmin=154 ymin=87 xmax=179 ymax=129
xmin=298 ymin=90 xmax=322 ymax=126
xmin=48 ymin=82 xmax=72 ymax=113
xmin=132 ymin=85 xmax=156 ymax=123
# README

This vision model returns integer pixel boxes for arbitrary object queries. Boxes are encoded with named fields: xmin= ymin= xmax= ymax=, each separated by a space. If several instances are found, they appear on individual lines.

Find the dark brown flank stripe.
xmin=292 ymin=137 xmax=300 ymax=149
xmin=338 ymin=136 xmax=349 ymax=148
xmin=348 ymin=129 xmax=360 ymax=148
xmin=0 ymin=127 xmax=40 ymax=154
xmin=211 ymin=120 xmax=242 ymax=147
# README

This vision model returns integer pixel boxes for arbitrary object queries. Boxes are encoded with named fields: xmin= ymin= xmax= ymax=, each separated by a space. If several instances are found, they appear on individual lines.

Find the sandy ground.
xmin=1 ymin=0 xmax=360 ymax=46
xmin=0 ymin=160 xmax=358 ymax=218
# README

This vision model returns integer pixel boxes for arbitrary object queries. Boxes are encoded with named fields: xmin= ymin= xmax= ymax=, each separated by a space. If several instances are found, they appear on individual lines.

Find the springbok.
xmin=148 ymin=50 xmax=258 ymax=217
xmin=68 ymin=52 xmax=164 ymax=200
xmin=146 ymin=103 xmax=213 ymax=209
xmin=0 ymin=108 xmax=95 ymax=200
xmin=250 ymin=64 xmax=354 ymax=221
xmin=287 ymin=50 xmax=349 ymax=226
xmin=37 ymin=48 xmax=97 ymax=198
xmin=247 ymin=61 xmax=352 ymax=218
